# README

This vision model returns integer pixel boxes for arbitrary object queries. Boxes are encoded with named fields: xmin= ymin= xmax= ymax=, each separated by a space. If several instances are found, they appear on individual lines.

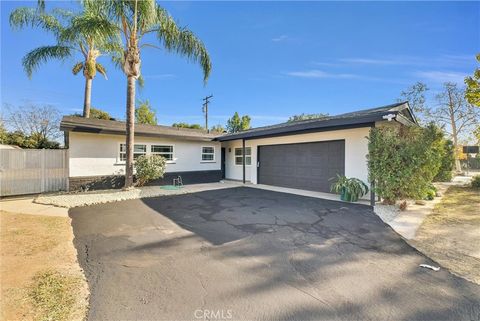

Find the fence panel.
xmin=0 ymin=149 xmax=68 ymax=196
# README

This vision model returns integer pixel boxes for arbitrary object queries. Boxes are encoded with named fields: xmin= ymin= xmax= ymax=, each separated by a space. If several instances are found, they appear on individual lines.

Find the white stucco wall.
xmin=222 ymin=126 xmax=371 ymax=185
xmin=69 ymin=132 xmax=221 ymax=177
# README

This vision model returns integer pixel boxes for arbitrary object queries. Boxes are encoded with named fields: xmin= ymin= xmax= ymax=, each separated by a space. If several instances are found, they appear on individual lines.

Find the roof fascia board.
xmin=218 ymin=122 xmax=375 ymax=142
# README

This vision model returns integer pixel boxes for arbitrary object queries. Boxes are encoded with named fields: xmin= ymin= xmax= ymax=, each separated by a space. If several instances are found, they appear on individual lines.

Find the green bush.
xmin=134 ymin=155 xmax=166 ymax=186
xmin=367 ymin=123 xmax=445 ymax=203
xmin=424 ymin=189 xmax=436 ymax=200
xmin=472 ymin=175 xmax=480 ymax=188
xmin=434 ymin=139 xmax=454 ymax=182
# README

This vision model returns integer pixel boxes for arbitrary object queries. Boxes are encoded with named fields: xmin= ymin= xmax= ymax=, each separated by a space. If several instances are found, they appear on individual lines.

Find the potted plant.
xmin=330 ymin=175 xmax=369 ymax=202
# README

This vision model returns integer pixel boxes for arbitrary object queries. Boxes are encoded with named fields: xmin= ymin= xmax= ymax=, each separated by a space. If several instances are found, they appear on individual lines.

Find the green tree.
xmin=135 ymin=100 xmax=157 ymax=125
xmin=465 ymin=53 xmax=480 ymax=107
xmin=398 ymin=82 xmax=429 ymax=121
xmin=90 ymin=107 xmax=112 ymax=120
xmin=226 ymin=112 xmax=251 ymax=133
xmin=89 ymin=0 xmax=211 ymax=188
xmin=71 ymin=107 xmax=112 ymax=120
xmin=210 ymin=124 xmax=225 ymax=133
xmin=5 ymin=104 xmax=61 ymax=147
xmin=288 ymin=113 xmax=328 ymax=122
xmin=9 ymin=5 xmax=117 ymax=118
xmin=368 ymin=124 xmax=446 ymax=203
xmin=172 ymin=122 xmax=203 ymax=129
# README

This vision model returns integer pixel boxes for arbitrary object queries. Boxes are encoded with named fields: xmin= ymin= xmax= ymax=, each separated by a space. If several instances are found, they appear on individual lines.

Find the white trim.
xmin=234 ymin=147 xmax=252 ymax=166
xmin=117 ymin=142 xmax=176 ymax=164
xmin=201 ymin=146 xmax=216 ymax=162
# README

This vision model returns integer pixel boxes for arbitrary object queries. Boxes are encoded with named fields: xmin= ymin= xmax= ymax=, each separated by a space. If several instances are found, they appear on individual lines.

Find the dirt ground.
xmin=410 ymin=186 xmax=480 ymax=284
xmin=0 ymin=210 xmax=88 ymax=321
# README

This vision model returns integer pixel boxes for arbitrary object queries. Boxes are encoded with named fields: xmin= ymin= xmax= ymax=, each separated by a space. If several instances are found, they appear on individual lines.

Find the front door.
xmin=221 ymin=148 xmax=226 ymax=179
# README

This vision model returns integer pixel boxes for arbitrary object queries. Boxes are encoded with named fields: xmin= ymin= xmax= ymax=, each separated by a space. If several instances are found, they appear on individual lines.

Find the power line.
xmin=202 ymin=95 xmax=213 ymax=131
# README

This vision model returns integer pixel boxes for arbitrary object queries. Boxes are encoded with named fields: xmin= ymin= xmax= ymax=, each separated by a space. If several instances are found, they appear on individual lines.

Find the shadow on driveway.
xmin=70 ymin=187 xmax=480 ymax=321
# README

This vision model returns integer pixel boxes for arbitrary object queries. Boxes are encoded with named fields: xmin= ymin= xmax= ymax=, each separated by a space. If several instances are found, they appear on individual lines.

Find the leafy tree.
xmin=172 ymin=122 xmax=203 ymax=129
xmin=210 ymin=124 xmax=225 ymax=133
xmin=226 ymin=112 xmax=251 ymax=133
xmin=368 ymin=124 xmax=447 ymax=204
xmin=432 ymin=82 xmax=480 ymax=171
xmin=90 ymin=107 xmax=112 ymax=120
xmin=465 ymin=53 xmax=480 ymax=107
xmin=88 ymin=0 xmax=211 ymax=188
xmin=71 ymin=107 xmax=113 ymax=120
xmin=398 ymin=82 xmax=429 ymax=121
xmin=4 ymin=104 xmax=61 ymax=146
xmin=135 ymin=100 xmax=157 ymax=125
xmin=288 ymin=113 xmax=328 ymax=122
xmin=9 ymin=5 xmax=117 ymax=118
xmin=434 ymin=139 xmax=455 ymax=182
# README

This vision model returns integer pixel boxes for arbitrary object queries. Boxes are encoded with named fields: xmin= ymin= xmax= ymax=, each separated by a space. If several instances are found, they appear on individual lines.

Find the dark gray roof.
xmin=60 ymin=116 xmax=220 ymax=142
xmin=217 ymin=102 xmax=416 ymax=141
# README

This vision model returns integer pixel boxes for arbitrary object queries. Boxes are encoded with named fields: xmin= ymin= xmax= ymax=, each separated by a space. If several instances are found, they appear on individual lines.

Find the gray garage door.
xmin=258 ymin=140 xmax=345 ymax=192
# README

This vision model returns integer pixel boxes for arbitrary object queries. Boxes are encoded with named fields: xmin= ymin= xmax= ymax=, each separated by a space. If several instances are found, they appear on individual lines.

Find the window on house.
xmin=119 ymin=144 xmax=146 ymax=161
xmin=201 ymin=146 xmax=215 ymax=161
xmin=151 ymin=145 xmax=174 ymax=161
xmin=235 ymin=147 xmax=251 ymax=165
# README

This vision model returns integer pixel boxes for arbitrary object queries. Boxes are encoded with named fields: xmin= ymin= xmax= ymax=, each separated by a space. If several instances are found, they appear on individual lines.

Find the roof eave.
xmin=61 ymin=122 xmax=218 ymax=142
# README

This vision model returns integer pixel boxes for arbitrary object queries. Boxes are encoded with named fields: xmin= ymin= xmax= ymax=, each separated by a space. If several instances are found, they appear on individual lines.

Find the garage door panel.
xmin=258 ymin=140 xmax=345 ymax=193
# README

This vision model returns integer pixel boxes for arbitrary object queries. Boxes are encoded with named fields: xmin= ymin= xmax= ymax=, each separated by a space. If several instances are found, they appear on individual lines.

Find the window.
xmin=235 ymin=147 xmax=251 ymax=165
xmin=201 ymin=146 xmax=215 ymax=161
xmin=151 ymin=145 xmax=174 ymax=161
xmin=119 ymin=144 xmax=146 ymax=161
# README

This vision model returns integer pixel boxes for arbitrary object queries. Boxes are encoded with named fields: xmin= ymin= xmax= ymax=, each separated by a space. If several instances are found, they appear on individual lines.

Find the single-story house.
xmin=60 ymin=101 xmax=417 ymax=203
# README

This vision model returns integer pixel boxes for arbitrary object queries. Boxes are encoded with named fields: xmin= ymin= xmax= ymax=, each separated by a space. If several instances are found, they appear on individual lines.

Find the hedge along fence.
xmin=367 ymin=123 xmax=453 ymax=204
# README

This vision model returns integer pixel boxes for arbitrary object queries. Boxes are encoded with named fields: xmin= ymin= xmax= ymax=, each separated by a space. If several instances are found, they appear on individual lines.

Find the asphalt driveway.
xmin=70 ymin=187 xmax=480 ymax=321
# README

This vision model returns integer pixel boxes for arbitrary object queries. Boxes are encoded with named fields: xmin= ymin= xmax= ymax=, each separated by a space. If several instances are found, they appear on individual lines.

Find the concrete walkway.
xmin=251 ymin=184 xmax=371 ymax=206
xmin=0 ymin=196 xmax=69 ymax=217
xmin=388 ymin=177 xmax=471 ymax=240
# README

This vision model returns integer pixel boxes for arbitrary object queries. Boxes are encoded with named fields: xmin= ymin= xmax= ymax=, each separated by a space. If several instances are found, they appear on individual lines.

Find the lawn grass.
xmin=30 ymin=270 xmax=82 ymax=321
xmin=411 ymin=185 xmax=480 ymax=284
xmin=1 ymin=211 xmax=88 ymax=321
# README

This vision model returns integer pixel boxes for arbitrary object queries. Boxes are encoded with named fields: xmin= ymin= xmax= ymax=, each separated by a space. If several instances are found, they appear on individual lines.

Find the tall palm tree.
xmin=9 ymin=6 xmax=116 ymax=118
xmin=89 ymin=0 xmax=211 ymax=188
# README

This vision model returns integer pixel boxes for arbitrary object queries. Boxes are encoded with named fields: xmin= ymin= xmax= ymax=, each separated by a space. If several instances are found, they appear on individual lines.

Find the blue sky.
xmin=1 ymin=1 xmax=479 ymax=128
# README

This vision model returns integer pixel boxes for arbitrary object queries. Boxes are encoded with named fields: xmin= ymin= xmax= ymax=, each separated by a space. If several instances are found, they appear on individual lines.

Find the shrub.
xmin=434 ymin=139 xmax=455 ymax=182
xmin=367 ymin=123 xmax=445 ymax=203
xmin=330 ymin=175 xmax=369 ymax=202
xmin=472 ymin=175 xmax=480 ymax=188
xmin=134 ymin=155 xmax=166 ymax=186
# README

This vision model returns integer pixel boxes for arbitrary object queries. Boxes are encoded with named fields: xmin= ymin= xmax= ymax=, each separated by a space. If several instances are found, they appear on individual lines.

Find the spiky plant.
xmin=87 ymin=0 xmax=211 ymax=188
xmin=9 ymin=5 xmax=117 ymax=118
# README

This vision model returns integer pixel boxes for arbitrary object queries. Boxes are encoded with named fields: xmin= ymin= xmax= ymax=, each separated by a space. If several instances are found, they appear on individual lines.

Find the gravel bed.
xmin=34 ymin=186 xmax=194 ymax=208
xmin=374 ymin=204 xmax=400 ymax=223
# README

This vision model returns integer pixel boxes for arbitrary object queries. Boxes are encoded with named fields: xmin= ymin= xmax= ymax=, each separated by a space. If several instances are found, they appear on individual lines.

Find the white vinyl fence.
xmin=0 ymin=149 xmax=69 ymax=197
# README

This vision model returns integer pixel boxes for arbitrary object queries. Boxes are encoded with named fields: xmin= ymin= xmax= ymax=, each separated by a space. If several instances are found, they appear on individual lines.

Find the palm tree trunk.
xmin=124 ymin=75 xmax=136 ymax=188
xmin=83 ymin=77 xmax=92 ymax=118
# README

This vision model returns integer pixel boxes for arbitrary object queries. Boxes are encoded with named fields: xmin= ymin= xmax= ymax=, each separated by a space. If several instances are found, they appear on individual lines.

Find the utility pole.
xmin=202 ymin=95 xmax=213 ymax=132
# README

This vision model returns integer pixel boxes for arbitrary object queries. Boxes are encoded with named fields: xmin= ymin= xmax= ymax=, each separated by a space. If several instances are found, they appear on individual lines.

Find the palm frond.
xmin=10 ymin=7 xmax=66 ymax=39
xmin=72 ymin=61 xmax=84 ymax=75
xmin=61 ymin=13 xmax=120 ymax=44
xmin=138 ymin=75 xmax=145 ymax=88
xmin=154 ymin=6 xmax=211 ymax=83
xmin=23 ymin=45 xmax=72 ymax=78
xmin=95 ymin=62 xmax=108 ymax=79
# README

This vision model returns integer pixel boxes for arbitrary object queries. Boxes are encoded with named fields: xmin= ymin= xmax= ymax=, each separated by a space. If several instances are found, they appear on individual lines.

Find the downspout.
xmin=242 ymin=139 xmax=246 ymax=184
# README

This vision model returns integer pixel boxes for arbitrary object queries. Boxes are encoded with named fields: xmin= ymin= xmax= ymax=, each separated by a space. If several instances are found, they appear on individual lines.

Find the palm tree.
xmin=90 ymin=0 xmax=211 ymax=188
xmin=9 ymin=6 xmax=116 ymax=118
